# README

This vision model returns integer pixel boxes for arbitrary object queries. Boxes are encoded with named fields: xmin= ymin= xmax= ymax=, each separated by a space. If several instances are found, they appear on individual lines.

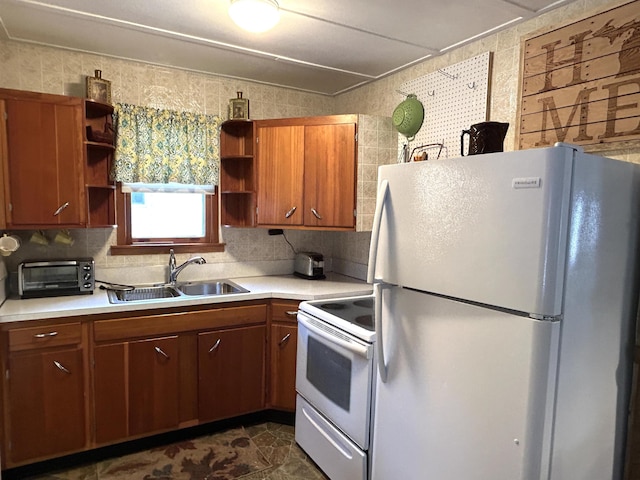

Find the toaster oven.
xmin=18 ymin=259 xmax=95 ymax=298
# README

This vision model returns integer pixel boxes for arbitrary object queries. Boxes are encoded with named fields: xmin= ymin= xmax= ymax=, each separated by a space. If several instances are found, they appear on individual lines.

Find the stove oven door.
xmin=296 ymin=311 xmax=374 ymax=449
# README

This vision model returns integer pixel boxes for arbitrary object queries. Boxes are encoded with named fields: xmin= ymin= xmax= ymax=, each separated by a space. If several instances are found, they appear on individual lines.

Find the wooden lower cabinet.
xmin=2 ymin=321 xmax=88 ymax=467
xmin=91 ymin=303 xmax=267 ymax=448
xmin=93 ymin=336 xmax=181 ymax=444
xmin=198 ymin=325 xmax=266 ymax=421
xmin=7 ymin=347 xmax=86 ymax=464
xmin=268 ymin=300 xmax=299 ymax=411
xmin=0 ymin=301 xmax=298 ymax=468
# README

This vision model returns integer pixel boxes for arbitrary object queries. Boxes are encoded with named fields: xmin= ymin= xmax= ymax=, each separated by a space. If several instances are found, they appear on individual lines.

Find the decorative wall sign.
xmin=517 ymin=0 xmax=640 ymax=150
xmin=397 ymin=52 xmax=491 ymax=160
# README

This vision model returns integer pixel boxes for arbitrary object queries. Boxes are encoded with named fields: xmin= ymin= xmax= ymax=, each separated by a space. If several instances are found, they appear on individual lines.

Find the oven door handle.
xmin=298 ymin=314 xmax=372 ymax=360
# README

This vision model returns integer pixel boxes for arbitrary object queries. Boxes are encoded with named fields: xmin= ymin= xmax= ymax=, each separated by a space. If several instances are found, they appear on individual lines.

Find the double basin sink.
xmin=107 ymin=280 xmax=249 ymax=304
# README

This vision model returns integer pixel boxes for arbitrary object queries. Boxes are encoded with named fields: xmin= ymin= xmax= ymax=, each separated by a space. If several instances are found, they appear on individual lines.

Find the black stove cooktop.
xmin=316 ymin=296 xmax=375 ymax=331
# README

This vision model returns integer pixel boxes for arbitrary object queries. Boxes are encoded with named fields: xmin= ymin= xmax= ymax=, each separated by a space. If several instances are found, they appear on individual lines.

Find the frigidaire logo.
xmin=512 ymin=177 xmax=542 ymax=189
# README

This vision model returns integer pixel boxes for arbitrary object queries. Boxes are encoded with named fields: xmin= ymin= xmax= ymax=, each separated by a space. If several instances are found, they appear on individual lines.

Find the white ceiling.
xmin=0 ymin=0 xmax=569 ymax=96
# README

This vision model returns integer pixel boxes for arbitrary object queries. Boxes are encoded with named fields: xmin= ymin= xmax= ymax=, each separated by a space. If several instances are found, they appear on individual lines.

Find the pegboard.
xmin=397 ymin=52 xmax=491 ymax=160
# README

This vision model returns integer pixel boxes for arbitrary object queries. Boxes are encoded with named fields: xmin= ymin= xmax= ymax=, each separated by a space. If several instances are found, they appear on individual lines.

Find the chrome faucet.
xmin=168 ymin=248 xmax=206 ymax=284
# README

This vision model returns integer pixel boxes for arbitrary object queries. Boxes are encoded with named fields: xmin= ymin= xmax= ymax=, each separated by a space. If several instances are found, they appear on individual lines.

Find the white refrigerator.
xmin=368 ymin=144 xmax=640 ymax=480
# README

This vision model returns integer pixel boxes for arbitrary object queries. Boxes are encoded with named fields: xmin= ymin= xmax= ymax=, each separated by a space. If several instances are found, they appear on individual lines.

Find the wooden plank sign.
xmin=517 ymin=1 xmax=640 ymax=150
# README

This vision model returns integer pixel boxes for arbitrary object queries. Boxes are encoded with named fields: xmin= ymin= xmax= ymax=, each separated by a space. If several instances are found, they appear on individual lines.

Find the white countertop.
xmin=0 ymin=273 xmax=372 ymax=323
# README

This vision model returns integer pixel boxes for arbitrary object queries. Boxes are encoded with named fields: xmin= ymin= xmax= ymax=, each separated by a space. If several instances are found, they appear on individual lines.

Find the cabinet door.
xmin=198 ymin=325 xmax=265 ymax=421
xmin=304 ymin=123 xmax=356 ymax=228
xmin=269 ymin=323 xmax=298 ymax=411
xmin=256 ymin=125 xmax=304 ymax=226
xmin=5 ymin=97 xmax=84 ymax=226
xmin=94 ymin=336 xmax=180 ymax=444
xmin=7 ymin=347 xmax=86 ymax=464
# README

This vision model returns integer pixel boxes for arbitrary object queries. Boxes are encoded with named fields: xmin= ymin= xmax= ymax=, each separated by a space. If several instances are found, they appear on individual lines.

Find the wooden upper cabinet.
xmin=256 ymin=124 xmax=305 ymax=226
xmin=304 ymin=123 xmax=356 ymax=228
xmin=255 ymin=115 xmax=357 ymax=230
xmin=0 ymin=89 xmax=85 ymax=228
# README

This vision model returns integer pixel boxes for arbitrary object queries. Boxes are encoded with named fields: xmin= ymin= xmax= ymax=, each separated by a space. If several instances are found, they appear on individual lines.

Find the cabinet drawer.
xmin=94 ymin=305 xmax=267 ymax=342
xmin=9 ymin=322 xmax=82 ymax=352
xmin=271 ymin=301 xmax=300 ymax=323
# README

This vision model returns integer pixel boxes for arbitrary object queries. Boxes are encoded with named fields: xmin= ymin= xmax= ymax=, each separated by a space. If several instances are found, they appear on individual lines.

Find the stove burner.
xmin=354 ymin=298 xmax=374 ymax=308
xmin=354 ymin=315 xmax=374 ymax=330
xmin=320 ymin=303 xmax=347 ymax=310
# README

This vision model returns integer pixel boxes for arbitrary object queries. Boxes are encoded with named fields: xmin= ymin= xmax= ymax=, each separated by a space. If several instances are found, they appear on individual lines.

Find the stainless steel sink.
xmin=176 ymin=280 xmax=249 ymax=296
xmin=106 ymin=280 xmax=249 ymax=303
xmin=107 ymin=285 xmax=181 ymax=303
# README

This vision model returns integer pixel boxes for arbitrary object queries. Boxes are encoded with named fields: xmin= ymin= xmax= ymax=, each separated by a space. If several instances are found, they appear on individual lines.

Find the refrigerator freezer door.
xmin=371 ymin=287 xmax=559 ymax=480
xmin=372 ymin=146 xmax=574 ymax=316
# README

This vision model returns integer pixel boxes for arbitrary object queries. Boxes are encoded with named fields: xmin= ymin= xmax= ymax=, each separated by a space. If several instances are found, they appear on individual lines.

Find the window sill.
xmin=110 ymin=243 xmax=225 ymax=256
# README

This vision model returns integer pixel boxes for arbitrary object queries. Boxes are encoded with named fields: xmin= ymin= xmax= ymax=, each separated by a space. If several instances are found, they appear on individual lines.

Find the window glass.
xmin=130 ymin=192 xmax=206 ymax=239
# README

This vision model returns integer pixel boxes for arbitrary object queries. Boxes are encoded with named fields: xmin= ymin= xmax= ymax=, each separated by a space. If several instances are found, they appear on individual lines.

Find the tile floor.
xmin=10 ymin=422 xmax=328 ymax=480
xmin=241 ymin=422 xmax=329 ymax=480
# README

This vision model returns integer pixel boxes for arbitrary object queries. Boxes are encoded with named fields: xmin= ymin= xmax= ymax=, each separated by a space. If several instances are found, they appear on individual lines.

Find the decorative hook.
xmin=467 ymin=82 xmax=476 ymax=89
xmin=427 ymin=90 xmax=435 ymax=96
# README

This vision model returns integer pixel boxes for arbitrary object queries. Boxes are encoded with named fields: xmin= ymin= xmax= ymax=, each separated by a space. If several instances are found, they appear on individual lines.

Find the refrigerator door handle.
xmin=375 ymin=282 xmax=389 ymax=383
xmin=367 ymin=179 xmax=389 ymax=284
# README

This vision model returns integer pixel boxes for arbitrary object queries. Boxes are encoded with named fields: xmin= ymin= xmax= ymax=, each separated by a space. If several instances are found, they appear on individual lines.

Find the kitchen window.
xmin=110 ymin=104 xmax=224 ymax=255
xmin=111 ymin=185 xmax=223 ymax=255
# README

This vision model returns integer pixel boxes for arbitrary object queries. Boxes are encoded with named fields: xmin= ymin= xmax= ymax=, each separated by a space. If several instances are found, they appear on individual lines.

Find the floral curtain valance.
xmin=112 ymin=103 xmax=223 ymax=187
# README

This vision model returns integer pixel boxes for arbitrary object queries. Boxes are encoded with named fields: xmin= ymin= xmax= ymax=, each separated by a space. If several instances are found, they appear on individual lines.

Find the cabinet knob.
xmin=310 ymin=208 xmax=322 ymax=220
xmin=285 ymin=206 xmax=297 ymax=218
xmin=208 ymin=338 xmax=222 ymax=353
xmin=278 ymin=333 xmax=291 ymax=346
xmin=53 ymin=360 xmax=71 ymax=374
xmin=53 ymin=202 xmax=70 ymax=216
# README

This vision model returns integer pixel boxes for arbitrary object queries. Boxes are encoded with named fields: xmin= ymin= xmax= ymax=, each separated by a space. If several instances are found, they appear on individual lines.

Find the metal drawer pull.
xmin=279 ymin=333 xmax=291 ymax=346
xmin=34 ymin=331 xmax=58 ymax=338
xmin=154 ymin=346 xmax=170 ymax=359
xmin=53 ymin=202 xmax=70 ymax=216
xmin=311 ymin=208 xmax=322 ymax=219
xmin=285 ymin=206 xmax=297 ymax=218
xmin=208 ymin=338 xmax=221 ymax=353
xmin=285 ymin=310 xmax=298 ymax=317
xmin=53 ymin=361 xmax=70 ymax=374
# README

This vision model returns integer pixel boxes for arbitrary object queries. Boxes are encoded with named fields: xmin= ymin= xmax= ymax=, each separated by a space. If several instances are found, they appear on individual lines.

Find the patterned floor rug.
xmin=26 ymin=427 xmax=272 ymax=480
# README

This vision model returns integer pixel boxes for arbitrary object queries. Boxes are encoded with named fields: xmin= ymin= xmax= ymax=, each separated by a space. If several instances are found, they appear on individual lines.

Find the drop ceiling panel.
xmin=0 ymin=0 xmax=570 ymax=95
xmin=0 ymin=3 xmax=368 ymax=94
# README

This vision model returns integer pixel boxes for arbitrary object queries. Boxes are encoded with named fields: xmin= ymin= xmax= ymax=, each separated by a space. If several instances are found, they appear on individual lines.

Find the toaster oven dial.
xmin=84 ymin=273 xmax=92 ymax=281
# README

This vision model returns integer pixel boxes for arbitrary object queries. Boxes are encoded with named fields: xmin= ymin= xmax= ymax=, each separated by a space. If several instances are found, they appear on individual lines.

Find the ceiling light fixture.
xmin=228 ymin=0 xmax=280 ymax=33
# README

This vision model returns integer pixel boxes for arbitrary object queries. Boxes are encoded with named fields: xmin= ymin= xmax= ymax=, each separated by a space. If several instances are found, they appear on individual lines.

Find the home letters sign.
xmin=517 ymin=1 xmax=640 ymax=150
